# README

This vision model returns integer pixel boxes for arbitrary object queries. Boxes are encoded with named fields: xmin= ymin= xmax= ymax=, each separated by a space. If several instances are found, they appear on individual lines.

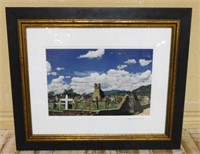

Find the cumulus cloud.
xmin=124 ymin=59 xmax=137 ymax=64
xmin=52 ymin=76 xmax=64 ymax=83
xmin=56 ymin=67 xmax=65 ymax=71
xmin=50 ymin=72 xmax=57 ymax=76
xmin=48 ymin=76 xmax=69 ymax=94
xmin=117 ymin=64 xmax=127 ymax=70
xmin=46 ymin=61 xmax=58 ymax=76
xmin=46 ymin=61 xmax=51 ymax=74
xmin=78 ymin=49 xmax=105 ymax=59
xmin=139 ymin=59 xmax=152 ymax=66
xmin=74 ymin=71 xmax=96 ymax=77
xmin=70 ymin=69 xmax=152 ymax=94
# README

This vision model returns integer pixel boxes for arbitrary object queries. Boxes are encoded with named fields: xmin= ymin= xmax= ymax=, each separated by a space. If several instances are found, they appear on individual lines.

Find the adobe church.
xmin=92 ymin=83 xmax=105 ymax=100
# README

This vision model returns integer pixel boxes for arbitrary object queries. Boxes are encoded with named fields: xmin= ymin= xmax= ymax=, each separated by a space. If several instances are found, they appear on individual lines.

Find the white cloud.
xmin=124 ymin=59 xmax=137 ymax=64
xmin=70 ymin=69 xmax=152 ymax=94
xmin=56 ymin=67 xmax=65 ymax=71
xmin=47 ymin=61 xmax=58 ymax=76
xmin=107 ymin=69 xmax=129 ymax=76
xmin=48 ymin=76 xmax=69 ymax=94
xmin=46 ymin=61 xmax=51 ymax=74
xmin=138 ymin=70 xmax=151 ymax=79
xmin=50 ymin=72 xmax=57 ymax=76
xmin=52 ymin=75 xmax=65 ymax=83
xmin=117 ymin=64 xmax=127 ymax=70
xmin=74 ymin=71 xmax=96 ymax=77
xmin=139 ymin=59 xmax=152 ymax=66
xmin=78 ymin=49 xmax=105 ymax=59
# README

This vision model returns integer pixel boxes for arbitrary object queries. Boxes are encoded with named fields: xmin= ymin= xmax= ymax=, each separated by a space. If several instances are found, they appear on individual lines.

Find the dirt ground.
xmin=138 ymin=108 xmax=150 ymax=115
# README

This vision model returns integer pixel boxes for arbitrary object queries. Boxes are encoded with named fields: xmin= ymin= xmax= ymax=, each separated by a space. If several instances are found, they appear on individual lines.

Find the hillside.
xmin=101 ymin=84 xmax=151 ymax=96
xmin=132 ymin=85 xmax=151 ymax=96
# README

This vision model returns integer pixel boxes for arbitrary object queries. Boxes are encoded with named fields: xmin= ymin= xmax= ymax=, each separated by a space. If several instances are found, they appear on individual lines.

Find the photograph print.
xmin=46 ymin=49 xmax=153 ymax=116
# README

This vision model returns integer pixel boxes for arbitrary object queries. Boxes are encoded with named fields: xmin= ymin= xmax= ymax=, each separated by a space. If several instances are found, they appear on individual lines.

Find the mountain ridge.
xmin=96 ymin=84 xmax=151 ymax=96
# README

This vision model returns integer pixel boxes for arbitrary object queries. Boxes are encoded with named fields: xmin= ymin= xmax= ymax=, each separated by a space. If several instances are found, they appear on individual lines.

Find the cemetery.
xmin=49 ymin=83 xmax=150 ymax=116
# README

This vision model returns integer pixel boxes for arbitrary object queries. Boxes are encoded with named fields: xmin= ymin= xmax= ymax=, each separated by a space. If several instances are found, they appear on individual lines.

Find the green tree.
xmin=48 ymin=91 xmax=55 ymax=102
xmin=62 ymin=88 xmax=79 ymax=98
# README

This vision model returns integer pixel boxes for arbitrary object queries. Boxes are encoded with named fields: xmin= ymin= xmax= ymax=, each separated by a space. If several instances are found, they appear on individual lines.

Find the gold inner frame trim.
xmin=17 ymin=19 xmax=180 ymax=142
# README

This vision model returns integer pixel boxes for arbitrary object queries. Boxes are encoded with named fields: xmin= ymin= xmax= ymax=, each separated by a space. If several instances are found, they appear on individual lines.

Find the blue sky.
xmin=46 ymin=49 xmax=153 ymax=94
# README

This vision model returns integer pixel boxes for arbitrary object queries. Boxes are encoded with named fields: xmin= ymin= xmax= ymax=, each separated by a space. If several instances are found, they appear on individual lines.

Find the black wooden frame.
xmin=6 ymin=8 xmax=192 ymax=150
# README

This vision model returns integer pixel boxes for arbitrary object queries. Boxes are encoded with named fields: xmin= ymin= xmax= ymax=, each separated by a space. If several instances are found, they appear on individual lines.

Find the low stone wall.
xmin=49 ymin=109 xmax=99 ymax=116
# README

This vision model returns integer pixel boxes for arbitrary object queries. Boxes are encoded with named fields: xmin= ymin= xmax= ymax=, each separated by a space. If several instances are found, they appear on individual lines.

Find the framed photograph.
xmin=6 ymin=8 xmax=192 ymax=150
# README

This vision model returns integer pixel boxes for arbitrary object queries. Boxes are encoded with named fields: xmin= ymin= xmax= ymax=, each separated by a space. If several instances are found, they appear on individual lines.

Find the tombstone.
xmin=65 ymin=95 xmax=68 ymax=110
xmin=64 ymin=95 xmax=73 ymax=110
